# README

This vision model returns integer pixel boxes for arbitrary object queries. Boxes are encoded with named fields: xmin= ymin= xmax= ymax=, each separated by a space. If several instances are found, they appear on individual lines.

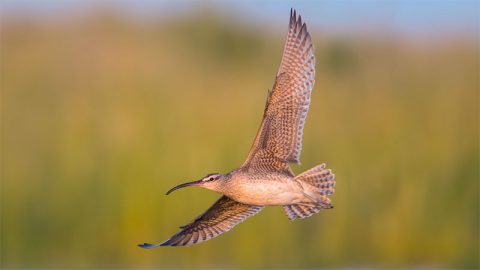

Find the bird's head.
xmin=166 ymin=173 xmax=225 ymax=195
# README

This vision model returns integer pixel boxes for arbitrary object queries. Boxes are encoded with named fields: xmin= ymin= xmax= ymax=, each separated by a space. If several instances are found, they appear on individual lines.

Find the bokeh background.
xmin=1 ymin=1 xmax=478 ymax=269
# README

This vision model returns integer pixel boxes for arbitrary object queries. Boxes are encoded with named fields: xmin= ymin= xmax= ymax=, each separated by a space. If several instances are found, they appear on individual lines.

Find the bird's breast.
xmin=223 ymin=176 xmax=304 ymax=206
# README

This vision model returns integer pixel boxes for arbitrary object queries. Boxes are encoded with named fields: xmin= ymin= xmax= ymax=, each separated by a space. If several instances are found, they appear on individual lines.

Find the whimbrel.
xmin=139 ymin=9 xmax=335 ymax=248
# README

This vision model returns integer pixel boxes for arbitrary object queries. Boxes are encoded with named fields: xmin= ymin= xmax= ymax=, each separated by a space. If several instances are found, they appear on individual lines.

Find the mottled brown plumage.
xmin=139 ymin=9 xmax=335 ymax=248
xmin=155 ymin=196 xmax=263 ymax=246
xmin=242 ymin=9 xmax=315 ymax=173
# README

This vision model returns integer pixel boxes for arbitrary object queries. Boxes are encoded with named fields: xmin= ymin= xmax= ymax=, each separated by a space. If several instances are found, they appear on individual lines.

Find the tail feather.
xmin=283 ymin=163 xmax=335 ymax=220
xmin=284 ymin=204 xmax=321 ymax=220
xmin=296 ymin=163 xmax=335 ymax=196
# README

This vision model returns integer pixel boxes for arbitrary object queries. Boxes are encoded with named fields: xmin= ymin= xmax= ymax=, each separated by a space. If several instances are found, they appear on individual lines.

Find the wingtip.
xmin=139 ymin=241 xmax=173 ymax=248
xmin=289 ymin=8 xmax=294 ymax=27
xmin=138 ymin=243 xmax=158 ymax=249
xmin=301 ymin=22 xmax=307 ymax=35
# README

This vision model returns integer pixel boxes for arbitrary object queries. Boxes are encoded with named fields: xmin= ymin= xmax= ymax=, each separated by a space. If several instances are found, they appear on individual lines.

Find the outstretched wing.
xmin=138 ymin=196 xmax=263 ymax=247
xmin=242 ymin=9 xmax=315 ymax=172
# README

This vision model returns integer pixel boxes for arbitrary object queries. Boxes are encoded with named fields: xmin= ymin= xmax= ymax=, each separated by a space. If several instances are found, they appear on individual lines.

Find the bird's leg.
xmin=296 ymin=202 xmax=316 ymax=207
xmin=301 ymin=191 xmax=323 ymax=204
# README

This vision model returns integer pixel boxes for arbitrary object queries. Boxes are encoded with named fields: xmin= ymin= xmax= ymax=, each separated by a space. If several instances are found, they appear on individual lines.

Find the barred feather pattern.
xmin=284 ymin=204 xmax=319 ymax=220
xmin=295 ymin=163 xmax=336 ymax=196
xmin=284 ymin=202 xmax=333 ymax=220
xmin=283 ymin=163 xmax=335 ymax=220
xmin=242 ymin=9 xmax=315 ymax=172
xmin=140 ymin=196 xmax=263 ymax=247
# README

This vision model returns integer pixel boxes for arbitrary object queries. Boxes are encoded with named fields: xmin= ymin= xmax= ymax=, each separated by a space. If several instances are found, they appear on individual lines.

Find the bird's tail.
xmin=283 ymin=163 xmax=335 ymax=220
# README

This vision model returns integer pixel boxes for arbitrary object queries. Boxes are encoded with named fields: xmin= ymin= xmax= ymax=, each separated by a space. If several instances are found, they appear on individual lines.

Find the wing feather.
xmin=138 ymin=196 xmax=263 ymax=247
xmin=242 ymin=9 xmax=315 ymax=172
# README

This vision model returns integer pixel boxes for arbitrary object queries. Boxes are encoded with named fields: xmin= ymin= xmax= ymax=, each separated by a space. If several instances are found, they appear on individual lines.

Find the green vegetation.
xmin=2 ymin=10 xmax=478 ymax=269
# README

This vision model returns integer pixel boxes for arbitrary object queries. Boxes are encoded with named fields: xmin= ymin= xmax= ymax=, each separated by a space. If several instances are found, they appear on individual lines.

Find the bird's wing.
xmin=241 ymin=9 xmax=315 ymax=173
xmin=138 ymin=196 xmax=263 ymax=247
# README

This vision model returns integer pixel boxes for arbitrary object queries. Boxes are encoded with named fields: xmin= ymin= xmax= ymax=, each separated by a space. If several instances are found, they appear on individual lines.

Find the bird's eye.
xmin=203 ymin=177 xmax=214 ymax=182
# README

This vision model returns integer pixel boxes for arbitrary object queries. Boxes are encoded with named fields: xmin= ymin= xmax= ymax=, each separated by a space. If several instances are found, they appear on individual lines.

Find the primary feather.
xmin=242 ymin=9 xmax=315 ymax=173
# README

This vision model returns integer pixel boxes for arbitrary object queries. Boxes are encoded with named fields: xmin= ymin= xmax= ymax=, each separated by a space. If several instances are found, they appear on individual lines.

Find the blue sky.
xmin=2 ymin=0 xmax=478 ymax=39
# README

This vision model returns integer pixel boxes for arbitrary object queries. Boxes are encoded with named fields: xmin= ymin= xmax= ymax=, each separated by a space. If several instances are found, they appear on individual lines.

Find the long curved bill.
xmin=166 ymin=180 xmax=203 ymax=195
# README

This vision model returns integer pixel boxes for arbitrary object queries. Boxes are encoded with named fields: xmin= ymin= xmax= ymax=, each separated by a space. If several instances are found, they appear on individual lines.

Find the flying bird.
xmin=139 ymin=9 xmax=335 ymax=248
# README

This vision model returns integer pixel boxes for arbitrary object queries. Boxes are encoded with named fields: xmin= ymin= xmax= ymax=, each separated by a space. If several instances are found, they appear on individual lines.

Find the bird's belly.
xmin=226 ymin=180 xmax=303 ymax=206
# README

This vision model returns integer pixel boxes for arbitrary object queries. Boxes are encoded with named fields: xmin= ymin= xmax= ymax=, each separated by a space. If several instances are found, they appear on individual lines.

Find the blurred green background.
xmin=1 ymin=1 xmax=478 ymax=269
